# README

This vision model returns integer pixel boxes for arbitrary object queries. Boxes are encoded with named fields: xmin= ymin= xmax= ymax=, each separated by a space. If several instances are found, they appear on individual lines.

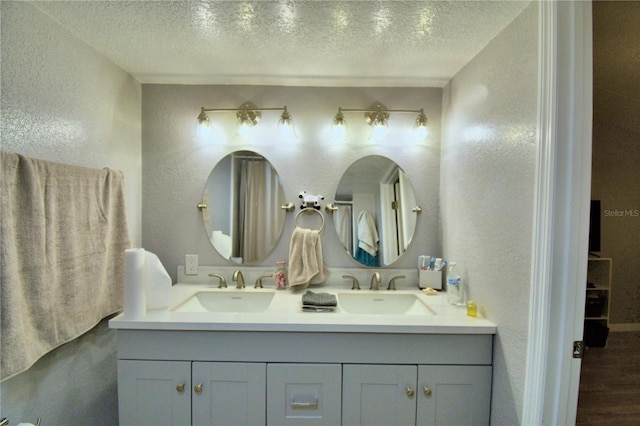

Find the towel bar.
xmin=295 ymin=208 xmax=325 ymax=233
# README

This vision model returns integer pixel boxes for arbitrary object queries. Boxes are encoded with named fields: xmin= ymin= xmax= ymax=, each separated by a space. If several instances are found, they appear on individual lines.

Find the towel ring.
xmin=295 ymin=208 xmax=325 ymax=233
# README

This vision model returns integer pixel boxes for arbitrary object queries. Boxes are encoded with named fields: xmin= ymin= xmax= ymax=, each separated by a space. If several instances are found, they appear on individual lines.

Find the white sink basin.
xmin=337 ymin=293 xmax=436 ymax=315
xmin=172 ymin=291 xmax=276 ymax=313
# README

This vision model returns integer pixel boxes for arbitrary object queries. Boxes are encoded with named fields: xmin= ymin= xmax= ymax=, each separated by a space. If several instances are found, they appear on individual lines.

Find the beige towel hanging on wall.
xmin=0 ymin=151 xmax=131 ymax=381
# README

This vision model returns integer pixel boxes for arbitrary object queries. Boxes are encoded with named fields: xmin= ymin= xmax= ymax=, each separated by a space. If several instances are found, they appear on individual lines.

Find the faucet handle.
xmin=387 ymin=275 xmax=406 ymax=291
xmin=370 ymin=272 xmax=381 ymax=290
xmin=232 ymin=270 xmax=245 ymax=289
xmin=208 ymin=273 xmax=227 ymax=288
xmin=343 ymin=274 xmax=360 ymax=290
xmin=255 ymin=273 xmax=273 ymax=288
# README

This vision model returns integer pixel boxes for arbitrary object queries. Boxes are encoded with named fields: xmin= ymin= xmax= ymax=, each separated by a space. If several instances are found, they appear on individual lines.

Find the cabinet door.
xmin=416 ymin=365 xmax=492 ymax=426
xmin=118 ymin=360 xmax=191 ymax=426
xmin=192 ymin=362 xmax=266 ymax=426
xmin=342 ymin=364 xmax=417 ymax=426
xmin=267 ymin=363 xmax=342 ymax=426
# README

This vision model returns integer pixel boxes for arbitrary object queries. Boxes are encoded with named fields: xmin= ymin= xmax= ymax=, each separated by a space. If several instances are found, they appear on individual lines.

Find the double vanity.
xmin=109 ymin=266 xmax=496 ymax=426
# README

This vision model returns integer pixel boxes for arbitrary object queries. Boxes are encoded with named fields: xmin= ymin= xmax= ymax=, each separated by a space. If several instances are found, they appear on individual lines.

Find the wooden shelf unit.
xmin=585 ymin=257 xmax=612 ymax=324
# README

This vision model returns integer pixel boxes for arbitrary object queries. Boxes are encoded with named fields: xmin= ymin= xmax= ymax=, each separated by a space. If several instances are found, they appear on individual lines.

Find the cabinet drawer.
xmin=267 ymin=363 xmax=342 ymax=426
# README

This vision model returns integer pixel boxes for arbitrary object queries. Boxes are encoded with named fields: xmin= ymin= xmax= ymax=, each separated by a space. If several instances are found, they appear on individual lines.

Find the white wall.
xmin=141 ymin=85 xmax=442 ymax=281
xmin=441 ymin=4 xmax=538 ymax=424
xmin=0 ymin=2 xmax=141 ymax=424
xmin=1 ymin=1 xmax=142 ymax=246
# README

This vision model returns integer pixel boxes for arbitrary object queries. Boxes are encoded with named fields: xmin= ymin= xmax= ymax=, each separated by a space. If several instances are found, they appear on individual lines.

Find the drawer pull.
xmin=290 ymin=399 xmax=318 ymax=410
xmin=406 ymin=387 xmax=415 ymax=398
xmin=176 ymin=383 xmax=185 ymax=393
xmin=423 ymin=386 xmax=432 ymax=397
xmin=194 ymin=383 xmax=203 ymax=394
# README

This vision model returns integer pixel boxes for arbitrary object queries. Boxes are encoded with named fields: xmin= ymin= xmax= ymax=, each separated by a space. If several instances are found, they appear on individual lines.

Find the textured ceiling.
xmin=33 ymin=1 xmax=529 ymax=87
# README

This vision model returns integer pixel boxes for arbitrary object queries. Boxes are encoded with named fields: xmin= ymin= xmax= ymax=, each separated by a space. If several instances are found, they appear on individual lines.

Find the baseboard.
xmin=609 ymin=323 xmax=640 ymax=332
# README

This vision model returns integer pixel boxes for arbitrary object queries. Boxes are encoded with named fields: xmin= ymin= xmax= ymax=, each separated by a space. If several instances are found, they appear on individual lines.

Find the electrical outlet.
xmin=185 ymin=254 xmax=198 ymax=275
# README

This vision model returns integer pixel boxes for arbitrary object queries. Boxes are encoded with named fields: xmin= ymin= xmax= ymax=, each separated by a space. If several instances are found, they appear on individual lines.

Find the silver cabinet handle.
xmin=290 ymin=399 xmax=318 ymax=409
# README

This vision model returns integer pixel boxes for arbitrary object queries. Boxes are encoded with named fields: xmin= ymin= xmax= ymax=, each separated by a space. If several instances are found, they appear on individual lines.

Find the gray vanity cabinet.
xmin=416 ymin=365 xmax=492 ymax=425
xmin=117 ymin=360 xmax=267 ymax=426
xmin=114 ymin=330 xmax=493 ymax=426
xmin=342 ymin=364 xmax=492 ymax=426
xmin=117 ymin=360 xmax=191 ymax=426
xmin=342 ymin=364 xmax=418 ymax=425
xmin=192 ymin=362 xmax=266 ymax=426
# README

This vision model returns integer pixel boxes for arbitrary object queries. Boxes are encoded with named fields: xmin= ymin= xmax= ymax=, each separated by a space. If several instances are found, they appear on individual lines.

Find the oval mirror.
xmin=201 ymin=150 xmax=286 ymax=264
xmin=333 ymin=155 xmax=418 ymax=267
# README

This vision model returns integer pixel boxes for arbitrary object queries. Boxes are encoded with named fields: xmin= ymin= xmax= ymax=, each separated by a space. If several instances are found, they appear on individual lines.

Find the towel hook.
xmin=295 ymin=208 xmax=325 ymax=233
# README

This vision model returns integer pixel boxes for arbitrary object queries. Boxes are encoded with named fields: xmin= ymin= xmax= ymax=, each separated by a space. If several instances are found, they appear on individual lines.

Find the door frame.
xmin=523 ymin=1 xmax=593 ymax=424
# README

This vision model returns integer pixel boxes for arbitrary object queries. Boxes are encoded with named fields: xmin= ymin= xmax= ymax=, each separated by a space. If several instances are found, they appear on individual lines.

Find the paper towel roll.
xmin=124 ymin=248 xmax=146 ymax=319
xmin=145 ymin=251 xmax=171 ymax=310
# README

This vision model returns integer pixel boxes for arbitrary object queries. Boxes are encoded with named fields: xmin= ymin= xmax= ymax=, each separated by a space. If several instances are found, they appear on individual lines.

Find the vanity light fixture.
xmin=278 ymin=106 xmax=293 ymax=126
xmin=333 ymin=102 xmax=428 ymax=128
xmin=197 ymin=102 xmax=293 ymax=128
xmin=333 ymin=107 xmax=346 ymax=126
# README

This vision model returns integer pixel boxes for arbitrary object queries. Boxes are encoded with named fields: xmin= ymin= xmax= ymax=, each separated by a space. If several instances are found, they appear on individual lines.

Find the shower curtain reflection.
xmin=236 ymin=158 xmax=284 ymax=264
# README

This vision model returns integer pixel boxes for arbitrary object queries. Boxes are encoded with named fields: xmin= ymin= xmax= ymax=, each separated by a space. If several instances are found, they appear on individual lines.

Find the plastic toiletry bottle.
xmin=446 ymin=262 xmax=465 ymax=306
xmin=275 ymin=261 xmax=288 ymax=289
xmin=467 ymin=300 xmax=478 ymax=317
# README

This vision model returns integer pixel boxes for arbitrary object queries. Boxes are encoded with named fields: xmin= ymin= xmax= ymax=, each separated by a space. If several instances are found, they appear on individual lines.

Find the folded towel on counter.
xmin=302 ymin=291 xmax=337 ymax=312
xmin=288 ymin=227 xmax=328 ymax=289
xmin=302 ymin=290 xmax=337 ymax=307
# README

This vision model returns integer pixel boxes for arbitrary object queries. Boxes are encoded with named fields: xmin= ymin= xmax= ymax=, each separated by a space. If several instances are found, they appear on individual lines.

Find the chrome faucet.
xmin=387 ymin=275 xmax=406 ymax=291
xmin=208 ymin=273 xmax=227 ymax=288
xmin=370 ymin=272 xmax=381 ymax=290
xmin=232 ymin=270 xmax=245 ymax=289
xmin=255 ymin=273 xmax=273 ymax=288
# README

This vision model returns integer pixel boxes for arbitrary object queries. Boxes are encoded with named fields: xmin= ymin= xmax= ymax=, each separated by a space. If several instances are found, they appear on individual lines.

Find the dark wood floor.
xmin=576 ymin=331 xmax=640 ymax=425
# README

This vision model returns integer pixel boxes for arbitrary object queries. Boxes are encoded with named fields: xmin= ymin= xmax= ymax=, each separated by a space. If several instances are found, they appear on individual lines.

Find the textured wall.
xmin=592 ymin=1 xmax=640 ymax=326
xmin=0 ymin=2 xmax=141 ymax=424
xmin=0 ymin=1 xmax=142 ymax=246
xmin=441 ymin=4 xmax=538 ymax=424
xmin=141 ymin=85 xmax=442 ymax=282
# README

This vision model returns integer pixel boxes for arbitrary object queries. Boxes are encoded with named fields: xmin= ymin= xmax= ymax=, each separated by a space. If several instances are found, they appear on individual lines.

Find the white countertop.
xmin=109 ymin=283 xmax=496 ymax=335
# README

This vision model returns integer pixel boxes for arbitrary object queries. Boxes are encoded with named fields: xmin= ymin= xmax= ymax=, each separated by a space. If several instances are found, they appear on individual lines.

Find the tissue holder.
xmin=419 ymin=270 xmax=442 ymax=290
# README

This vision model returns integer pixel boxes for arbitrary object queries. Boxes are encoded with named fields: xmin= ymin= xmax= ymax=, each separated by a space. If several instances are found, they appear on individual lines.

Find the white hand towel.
xmin=288 ymin=228 xmax=328 ymax=289
xmin=357 ymin=210 xmax=379 ymax=256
